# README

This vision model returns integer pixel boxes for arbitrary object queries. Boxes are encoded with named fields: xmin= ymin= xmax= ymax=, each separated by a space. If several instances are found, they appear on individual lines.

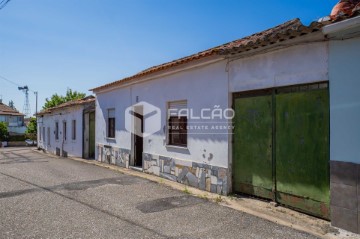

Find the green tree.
xmin=26 ymin=117 xmax=37 ymax=134
xmin=0 ymin=122 xmax=8 ymax=141
xmin=43 ymin=89 xmax=86 ymax=109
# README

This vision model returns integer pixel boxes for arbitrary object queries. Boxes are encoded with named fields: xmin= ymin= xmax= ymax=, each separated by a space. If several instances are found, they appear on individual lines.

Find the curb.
xmin=32 ymin=148 xmax=342 ymax=239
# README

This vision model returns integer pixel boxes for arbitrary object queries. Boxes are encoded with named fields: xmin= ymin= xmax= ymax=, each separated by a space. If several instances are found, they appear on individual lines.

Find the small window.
xmin=168 ymin=100 xmax=188 ymax=147
xmin=39 ymin=126 xmax=42 ymax=141
xmin=168 ymin=116 xmax=187 ymax=147
xmin=71 ymin=120 xmax=76 ymax=140
xmin=63 ymin=121 xmax=67 ymax=141
xmin=47 ymin=127 xmax=51 ymax=146
xmin=43 ymin=127 xmax=46 ymax=143
xmin=55 ymin=122 xmax=59 ymax=140
xmin=108 ymin=109 xmax=115 ymax=138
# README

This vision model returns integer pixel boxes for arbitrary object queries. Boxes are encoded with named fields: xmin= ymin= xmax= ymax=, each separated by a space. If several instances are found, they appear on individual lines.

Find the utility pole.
xmin=34 ymin=91 xmax=39 ymax=146
xmin=34 ymin=91 xmax=38 ymax=115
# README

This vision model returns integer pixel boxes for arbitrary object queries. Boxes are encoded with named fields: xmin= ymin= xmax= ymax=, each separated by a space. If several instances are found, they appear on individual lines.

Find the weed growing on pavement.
xmin=199 ymin=194 xmax=209 ymax=200
xmin=183 ymin=186 xmax=191 ymax=194
xmin=215 ymin=195 xmax=223 ymax=203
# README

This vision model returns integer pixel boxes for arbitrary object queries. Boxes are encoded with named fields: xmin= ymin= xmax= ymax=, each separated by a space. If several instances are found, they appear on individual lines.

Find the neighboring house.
xmin=37 ymin=96 xmax=95 ymax=159
xmin=323 ymin=15 xmax=360 ymax=234
xmin=0 ymin=100 xmax=26 ymax=135
xmin=91 ymin=3 xmax=359 ymax=234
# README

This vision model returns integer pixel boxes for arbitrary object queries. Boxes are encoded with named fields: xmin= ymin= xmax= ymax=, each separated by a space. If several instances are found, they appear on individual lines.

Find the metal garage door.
xmin=275 ymin=86 xmax=330 ymax=219
xmin=233 ymin=90 xmax=274 ymax=200
xmin=232 ymin=83 xmax=330 ymax=219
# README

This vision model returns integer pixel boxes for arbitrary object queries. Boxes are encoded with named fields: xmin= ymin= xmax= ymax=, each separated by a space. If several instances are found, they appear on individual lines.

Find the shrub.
xmin=0 ymin=122 xmax=9 ymax=141
xmin=8 ymin=135 xmax=26 ymax=142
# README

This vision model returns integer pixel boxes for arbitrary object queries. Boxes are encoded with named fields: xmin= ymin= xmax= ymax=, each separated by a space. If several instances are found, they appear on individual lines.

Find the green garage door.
xmin=233 ymin=84 xmax=330 ymax=219
xmin=233 ymin=92 xmax=274 ymax=200
xmin=275 ymin=88 xmax=330 ymax=219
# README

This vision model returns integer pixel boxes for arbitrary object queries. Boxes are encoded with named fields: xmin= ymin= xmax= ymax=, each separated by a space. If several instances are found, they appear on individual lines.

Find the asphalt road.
xmin=0 ymin=147 xmax=318 ymax=239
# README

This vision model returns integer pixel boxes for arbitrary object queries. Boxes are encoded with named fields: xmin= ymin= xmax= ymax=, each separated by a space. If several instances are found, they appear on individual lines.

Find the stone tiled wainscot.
xmin=96 ymin=145 xmax=229 ymax=195
xmin=143 ymin=153 xmax=229 ymax=195
xmin=97 ymin=144 xmax=131 ymax=168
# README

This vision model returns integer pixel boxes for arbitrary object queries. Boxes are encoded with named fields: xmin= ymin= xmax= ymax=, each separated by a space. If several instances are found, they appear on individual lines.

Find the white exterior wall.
xmin=329 ymin=34 xmax=360 ymax=164
xmin=96 ymin=87 xmax=132 ymax=152
xmin=95 ymin=60 xmax=229 ymax=168
xmin=37 ymin=106 xmax=84 ymax=158
xmin=323 ymin=17 xmax=360 ymax=234
xmin=229 ymin=42 xmax=328 ymax=92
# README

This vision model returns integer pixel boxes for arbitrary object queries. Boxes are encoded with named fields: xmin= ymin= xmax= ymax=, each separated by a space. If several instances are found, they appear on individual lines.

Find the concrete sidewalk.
xmin=32 ymin=148 xmax=359 ymax=239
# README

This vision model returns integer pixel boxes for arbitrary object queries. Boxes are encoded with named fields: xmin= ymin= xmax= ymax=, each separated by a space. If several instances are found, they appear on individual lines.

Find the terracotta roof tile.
xmin=92 ymin=2 xmax=360 ymax=94
xmin=218 ymin=19 xmax=323 ymax=55
xmin=37 ymin=96 xmax=95 ymax=116
xmin=0 ymin=103 xmax=24 ymax=116
xmin=90 ymin=18 xmax=325 ymax=92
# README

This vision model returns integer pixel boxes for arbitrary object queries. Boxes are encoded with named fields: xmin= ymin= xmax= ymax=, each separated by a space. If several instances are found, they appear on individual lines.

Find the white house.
xmin=0 ymin=100 xmax=26 ymax=135
xmin=37 ymin=96 xmax=95 ymax=159
xmin=91 ymin=17 xmax=332 ymax=217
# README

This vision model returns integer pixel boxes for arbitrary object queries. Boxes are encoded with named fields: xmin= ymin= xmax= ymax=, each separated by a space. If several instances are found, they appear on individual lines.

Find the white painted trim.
xmin=165 ymin=145 xmax=189 ymax=150
xmin=323 ymin=16 xmax=360 ymax=35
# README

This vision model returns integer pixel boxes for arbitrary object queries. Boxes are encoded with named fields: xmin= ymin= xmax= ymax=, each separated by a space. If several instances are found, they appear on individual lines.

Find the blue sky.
xmin=0 ymin=0 xmax=336 ymax=115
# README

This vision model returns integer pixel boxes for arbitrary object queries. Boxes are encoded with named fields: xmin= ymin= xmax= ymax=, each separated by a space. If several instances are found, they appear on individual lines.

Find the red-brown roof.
xmin=37 ymin=96 xmax=95 ymax=116
xmin=91 ymin=5 xmax=360 ymax=93
xmin=218 ymin=19 xmax=324 ymax=55
xmin=0 ymin=103 xmax=24 ymax=116
xmin=90 ymin=19 xmax=324 ymax=92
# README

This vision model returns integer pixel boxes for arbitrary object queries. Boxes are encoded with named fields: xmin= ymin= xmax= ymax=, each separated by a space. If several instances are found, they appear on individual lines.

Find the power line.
xmin=0 ymin=0 xmax=11 ymax=10
xmin=0 ymin=74 xmax=21 ymax=87
xmin=0 ymin=75 xmax=36 ymax=93
xmin=0 ymin=75 xmax=39 ymax=115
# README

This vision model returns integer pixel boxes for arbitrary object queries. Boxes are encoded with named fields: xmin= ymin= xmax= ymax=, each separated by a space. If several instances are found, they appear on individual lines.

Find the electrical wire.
xmin=0 ymin=0 xmax=11 ymax=10
xmin=0 ymin=75 xmax=21 ymax=87
xmin=0 ymin=75 xmax=36 ymax=93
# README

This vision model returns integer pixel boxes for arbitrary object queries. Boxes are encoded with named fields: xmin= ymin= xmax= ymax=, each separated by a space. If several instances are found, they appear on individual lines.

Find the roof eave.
xmin=323 ymin=15 xmax=360 ymax=34
xmin=91 ymin=55 xmax=225 ymax=94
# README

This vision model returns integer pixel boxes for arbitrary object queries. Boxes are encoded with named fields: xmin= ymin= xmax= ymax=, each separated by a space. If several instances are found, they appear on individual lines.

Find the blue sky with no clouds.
xmin=0 ymin=0 xmax=337 ymax=114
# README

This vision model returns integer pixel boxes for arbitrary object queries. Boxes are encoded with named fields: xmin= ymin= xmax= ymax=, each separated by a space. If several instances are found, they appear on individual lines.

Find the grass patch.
xmin=199 ymin=193 xmax=209 ymax=200
xmin=183 ymin=186 xmax=191 ymax=194
xmin=215 ymin=195 xmax=223 ymax=203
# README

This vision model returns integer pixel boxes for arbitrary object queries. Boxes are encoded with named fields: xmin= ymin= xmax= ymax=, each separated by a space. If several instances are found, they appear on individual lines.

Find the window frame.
xmin=47 ymin=127 xmax=51 ymax=146
xmin=55 ymin=122 xmax=59 ymax=141
xmin=43 ymin=127 xmax=46 ymax=143
xmin=167 ymin=100 xmax=188 ymax=148
xmin=71 ymin=119 xmax=76 ymax=141
xmin=107 ymin=108 xmax=115 ymax=139
xmin=63 ymin=121 xmax=67 ymax=142
xmin=168 ymin=116 xmax=188 ymax=147
xmin=39 ymin=126 xmax=42 ymax=141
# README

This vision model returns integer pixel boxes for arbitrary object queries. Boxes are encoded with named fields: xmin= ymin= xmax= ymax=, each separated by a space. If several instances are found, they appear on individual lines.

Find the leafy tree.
xmin=43 ymin=89 xmax=86 ymax=109
xmin=0 ymin=122 xmax=9 ymax=141
xmin=26 ymin=117 xmax=37 ymax=134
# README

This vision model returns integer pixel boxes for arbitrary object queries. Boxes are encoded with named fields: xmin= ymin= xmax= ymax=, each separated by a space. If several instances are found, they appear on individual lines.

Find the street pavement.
xmin=0 ymin=147 xmax=318 ymax=239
